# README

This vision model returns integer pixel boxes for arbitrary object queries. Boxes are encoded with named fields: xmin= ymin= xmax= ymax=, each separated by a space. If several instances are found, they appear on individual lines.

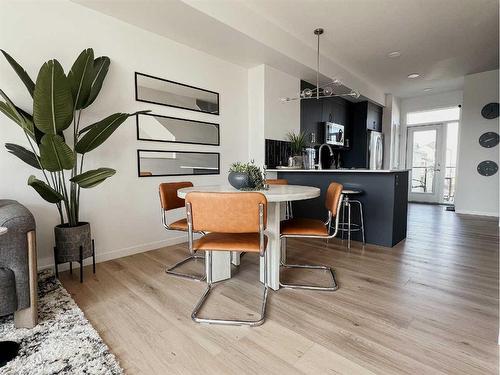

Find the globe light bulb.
xmin=323 ymin=86 xmax=333 ymax=96
xmin=302 ymin=88 xmax=313 ymax=98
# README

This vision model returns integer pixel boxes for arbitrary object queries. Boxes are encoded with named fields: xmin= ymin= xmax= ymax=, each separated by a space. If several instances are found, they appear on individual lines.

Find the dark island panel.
xmin=277 ymin=171 xmax=409 ymax=247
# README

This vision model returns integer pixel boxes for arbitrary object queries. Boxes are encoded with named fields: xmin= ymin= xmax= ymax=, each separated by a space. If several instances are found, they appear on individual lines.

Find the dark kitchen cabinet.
xmin=341 ymin=101 xmax=384 ymax=168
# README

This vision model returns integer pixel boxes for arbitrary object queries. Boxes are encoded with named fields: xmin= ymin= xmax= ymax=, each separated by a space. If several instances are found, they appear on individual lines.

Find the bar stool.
xmin=159 ymin=182 xmax=205 ymax=281
xmin=279 ymin=182 xmax=344 ymax=291
xmin=266 ymin=178 xmax=292 ymax=219
xmin=339 ymin=189 xmax=365 ymax=248
xmin=186 ymin=192 xmax=269 ymax=326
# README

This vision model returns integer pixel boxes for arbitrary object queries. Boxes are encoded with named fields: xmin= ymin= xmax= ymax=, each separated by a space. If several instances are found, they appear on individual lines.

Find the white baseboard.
xmin=454 ymin=209 xmax=499 ymax=218
xmin=37 ymin=235 xmax=187 ymax=271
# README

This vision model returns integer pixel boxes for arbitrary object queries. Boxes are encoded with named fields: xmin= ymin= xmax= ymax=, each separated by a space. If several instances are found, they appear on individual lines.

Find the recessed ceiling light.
xmin=387 ymin=51 xmax=401 ymax=58
xmin=424 ymin=88 xmax=433 ymax=92
xmin=407 ymin=73 xmax=420 ymax=79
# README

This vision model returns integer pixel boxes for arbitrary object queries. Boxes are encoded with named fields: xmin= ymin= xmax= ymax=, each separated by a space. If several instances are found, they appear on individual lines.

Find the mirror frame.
xmin=137 ymin=149 xmax=220 ymax=177
xmin=135 ymin=72 xmax=220 ymax=115
xmin=136 ymin=113 xmax=220 ymax=146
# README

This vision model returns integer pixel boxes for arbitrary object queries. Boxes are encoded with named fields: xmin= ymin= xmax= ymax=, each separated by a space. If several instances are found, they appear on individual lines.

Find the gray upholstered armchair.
xmin=0 ymin=200 xmax=38 ymax=328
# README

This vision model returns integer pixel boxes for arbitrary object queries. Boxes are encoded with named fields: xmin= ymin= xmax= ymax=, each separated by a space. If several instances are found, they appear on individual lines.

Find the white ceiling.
xmin=74 ymin=0 xmax=498 ymax=100
xmin=243 ymin=0 xmax=499 ymax=98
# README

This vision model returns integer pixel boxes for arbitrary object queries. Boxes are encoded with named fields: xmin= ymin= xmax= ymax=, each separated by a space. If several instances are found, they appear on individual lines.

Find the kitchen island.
xmin=266 ymin=169 xmax=409 ymax=247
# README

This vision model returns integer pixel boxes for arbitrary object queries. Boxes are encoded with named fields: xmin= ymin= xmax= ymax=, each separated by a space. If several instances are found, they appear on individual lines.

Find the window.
xmin=407 ymin=107 xmax=460 ymax=125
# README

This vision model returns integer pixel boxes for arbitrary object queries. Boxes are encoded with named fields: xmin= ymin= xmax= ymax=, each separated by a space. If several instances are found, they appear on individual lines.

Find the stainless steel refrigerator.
xmin=368 ymin=131 xmax=384 ymax=170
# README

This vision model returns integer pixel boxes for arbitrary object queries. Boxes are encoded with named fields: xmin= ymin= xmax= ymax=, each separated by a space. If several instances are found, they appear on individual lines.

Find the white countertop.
xmin=267 ymin=168 xmax=409 ymax=173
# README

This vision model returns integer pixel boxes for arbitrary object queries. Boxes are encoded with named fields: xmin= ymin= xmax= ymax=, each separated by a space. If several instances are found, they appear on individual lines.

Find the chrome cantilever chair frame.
xmin=188 ymin=202 xmax=269 ymax=327
xmin=280 ymin=193 xmax=343 ymax=291
xmin=161 ymin=207 xmax=206 ymax=281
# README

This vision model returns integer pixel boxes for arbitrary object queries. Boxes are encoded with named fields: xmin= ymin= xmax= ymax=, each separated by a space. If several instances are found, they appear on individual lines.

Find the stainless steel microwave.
xmin=325 ymin=122 xmax=344 ymax=146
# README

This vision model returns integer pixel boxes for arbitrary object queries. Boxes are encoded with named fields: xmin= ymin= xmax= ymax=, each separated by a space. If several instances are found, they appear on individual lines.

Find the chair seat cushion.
xmin=169 ymin=218 xmax=188 ymax=231
xmin=0 ymin=268 xmax=17 ymax=316
xmin=281 ymin=218 xmax=328 ymax=236
xmin=193 ymin=233 xmax=267 ymax=252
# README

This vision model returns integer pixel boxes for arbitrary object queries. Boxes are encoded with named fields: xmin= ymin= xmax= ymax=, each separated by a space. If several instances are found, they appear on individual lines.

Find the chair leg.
xmin=191 ymin=250 xmax=269 ymax=326
xmin=279 ymin=238 xmax=339 ymax=291
xmin=350 ymin=200 xmax=366 ymax=245
xmin=69 ymin=261 xmax=72 ymax=274
xmin=348 ymin=202 xmax=352 ymax=248
xmin=92 ymin=239 xmax=96 ymax=274
xmin=165 ymin=253 xmax=206 ymax=281
xmin=54 ymin=247 xmax=59 ymax=278
xmin=79 ymin=245 xmax=83 ymax=283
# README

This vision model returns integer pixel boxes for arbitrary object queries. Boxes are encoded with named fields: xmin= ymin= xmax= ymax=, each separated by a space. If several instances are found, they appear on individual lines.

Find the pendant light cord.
xmin=316 ymin=31 xmax=320 ymax=99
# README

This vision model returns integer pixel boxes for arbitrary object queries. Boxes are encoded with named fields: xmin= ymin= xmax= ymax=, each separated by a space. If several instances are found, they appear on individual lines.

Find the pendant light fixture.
xmin=280 ymin=28 xmax=360 ymax=102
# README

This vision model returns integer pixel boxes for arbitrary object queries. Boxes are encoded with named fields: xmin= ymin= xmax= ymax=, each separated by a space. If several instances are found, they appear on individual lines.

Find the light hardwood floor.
xmin=61 ymin=204 xmax=499 ymax=374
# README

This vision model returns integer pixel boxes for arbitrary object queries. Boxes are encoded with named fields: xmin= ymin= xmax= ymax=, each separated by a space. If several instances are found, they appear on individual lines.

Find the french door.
xmin=406 ymin=124 xmax=445 ymax=203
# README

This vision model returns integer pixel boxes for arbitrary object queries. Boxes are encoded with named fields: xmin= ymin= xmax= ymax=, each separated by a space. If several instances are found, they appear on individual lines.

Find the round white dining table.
xmin=177 ymin=184 xmax=320 ymax=290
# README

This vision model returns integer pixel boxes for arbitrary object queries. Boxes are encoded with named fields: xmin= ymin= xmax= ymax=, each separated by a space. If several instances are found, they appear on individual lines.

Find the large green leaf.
xmin=33 ymin=59 xmax=74 ymax=134
xmin=70 ymin=167 xmax=116 ymax=188
xmin=28 ymin=175 xmax=64 ymax=203
xmin=75 ymin=110 xmax=149 ymax=154
xmin=1 ymin=50 xmax=35 ymax=97
xmin=83 ymin=56 xmax=110 ymax=108
xmin=39 ymin=134 xmax=75 ymax=171
xmin=0 ymin=89 xmax=35 ymax=139
xmin=68 ymin=48 xmax=94 ymax=110
xmin=5 ymin=143 xmax=41 ymax=169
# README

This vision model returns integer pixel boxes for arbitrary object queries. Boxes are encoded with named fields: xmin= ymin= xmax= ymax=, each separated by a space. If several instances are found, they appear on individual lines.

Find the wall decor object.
xmin=135 ymin=72 xmax=219 ymax=115
xmin=137 ymin=149 xmax=220 ymax=177
xmin=477 ymin=160 xmax=498 ymax=176
xmin=136 ymin=113 xmax=219 ymax=146
xmin=481 ymin=102 xmax=499 ymax=119
xmin=479 ymin=131 xmax=499 ymax=148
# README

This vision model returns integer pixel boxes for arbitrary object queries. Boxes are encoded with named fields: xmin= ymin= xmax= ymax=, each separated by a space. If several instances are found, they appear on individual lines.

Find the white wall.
xmin=455 ymin=70 xmax=499 ymax=217
xmin=381 ymin=94 xmax=401 ymax=169
xmin=247 ymin=65 xmax=266 ymax=166
xmin=248 ymin=64 xmax=300 ymax=166
xmin=264 ymin=66 xmax=300 ymax=141
xmin=0 ymin=0 xmax=249 ymax=268
xmin=399 ymin=90 xmax=463 ymax=168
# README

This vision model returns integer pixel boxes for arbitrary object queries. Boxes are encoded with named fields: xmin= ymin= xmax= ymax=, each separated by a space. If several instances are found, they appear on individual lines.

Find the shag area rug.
xmin=0 ymin=271 xmax=122 ymax=375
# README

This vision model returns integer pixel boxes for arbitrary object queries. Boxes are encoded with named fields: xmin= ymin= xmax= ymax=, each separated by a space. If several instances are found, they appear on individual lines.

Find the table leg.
xmin=207 ymin=251 xmax=231 ymax=282
xmin=260 ymin=202 xmax=281 ymax=290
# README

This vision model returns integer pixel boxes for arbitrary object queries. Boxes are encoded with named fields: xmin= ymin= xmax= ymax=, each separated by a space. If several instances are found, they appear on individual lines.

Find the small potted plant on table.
xmin=228 ymin=161 xmax=266 ymax=190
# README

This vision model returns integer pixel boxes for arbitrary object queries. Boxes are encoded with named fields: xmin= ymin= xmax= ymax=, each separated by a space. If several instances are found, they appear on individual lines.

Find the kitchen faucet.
xmin=316 ymin=143 xmax=334 ymax=170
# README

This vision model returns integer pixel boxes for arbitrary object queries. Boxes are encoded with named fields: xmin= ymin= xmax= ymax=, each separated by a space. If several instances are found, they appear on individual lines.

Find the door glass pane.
xmin=407 ymin=107 xmax=460 ymax=125
xmin=411 ymin=129 xmax=436 ymax=193
xmin=443 ymin=122 xmax=459 ymax=203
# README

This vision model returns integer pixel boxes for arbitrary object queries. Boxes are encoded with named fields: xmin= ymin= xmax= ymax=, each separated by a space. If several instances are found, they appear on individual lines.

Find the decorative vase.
xmin=54 ymin=222 xmax=93 ymax=264
xmin=228 ymin=171 xmax=250 ymax=190
xmin=292 ymin=155 xmax=304 ymax=168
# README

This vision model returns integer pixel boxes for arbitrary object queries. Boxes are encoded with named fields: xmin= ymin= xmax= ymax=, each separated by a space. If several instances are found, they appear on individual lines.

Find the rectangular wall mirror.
xmin=136 ymin=113 xmax=219 ymax=146
xmin=135 ymin=72 xmax=219 ymax=115
xmin=137 ymin=150 xmax=220 ymax=177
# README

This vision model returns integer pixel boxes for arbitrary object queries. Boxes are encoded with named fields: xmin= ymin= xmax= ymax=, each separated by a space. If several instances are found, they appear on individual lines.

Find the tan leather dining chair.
xmin=159 ymin=182 xmax=205 ymax=281
xmin=266 ymin=178 xmax=293 ymax=219
xmin=186 ymin=192 xmax=269 ymax=326
xmin=280 ymin=182 xmax=344 ymax=291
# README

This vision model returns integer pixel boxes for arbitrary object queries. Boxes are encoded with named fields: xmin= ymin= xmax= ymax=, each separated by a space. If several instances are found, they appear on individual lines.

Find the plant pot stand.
xmin=54 ymin=239 xmax=96 ymax=283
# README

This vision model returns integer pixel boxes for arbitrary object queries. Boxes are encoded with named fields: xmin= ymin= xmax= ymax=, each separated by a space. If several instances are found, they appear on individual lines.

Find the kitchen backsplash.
xmin=265 ymin=139 xmax=291 ymax=168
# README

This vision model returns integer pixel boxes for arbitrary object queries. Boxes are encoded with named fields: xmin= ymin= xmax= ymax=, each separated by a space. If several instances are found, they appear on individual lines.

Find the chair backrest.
xmin=325 ymin=182 xmax=343 ymax=216
xmin=185 ymin=192 xmax=267 ymax=233
xmin=159 ymin=182 xmax=193 ymax=212
xmin=266 ymin=179 xmax=288 ymax=185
